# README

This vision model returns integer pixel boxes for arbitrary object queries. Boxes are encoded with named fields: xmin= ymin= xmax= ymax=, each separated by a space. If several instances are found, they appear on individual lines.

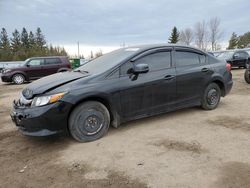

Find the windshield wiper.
xmin=73 ymin=70 xmax=89 ymax=74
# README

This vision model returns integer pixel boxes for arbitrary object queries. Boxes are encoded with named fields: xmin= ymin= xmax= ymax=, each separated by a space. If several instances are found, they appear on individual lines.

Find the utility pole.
xmin=77 ymin=41 xmax=80 ymax=58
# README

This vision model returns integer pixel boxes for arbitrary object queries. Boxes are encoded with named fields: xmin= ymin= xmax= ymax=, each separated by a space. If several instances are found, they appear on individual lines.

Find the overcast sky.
xmin=0 ymin=0 xmax=249 ymax=56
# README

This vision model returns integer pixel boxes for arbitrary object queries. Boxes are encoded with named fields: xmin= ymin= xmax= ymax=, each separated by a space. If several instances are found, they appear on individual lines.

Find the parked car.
xmin=11 ymin=44 xmax=233 ymax=142
xmin=217 ymin=50 xmax=249 ymax=68
xmin=1 ymin=56 xmax=71 ymax=84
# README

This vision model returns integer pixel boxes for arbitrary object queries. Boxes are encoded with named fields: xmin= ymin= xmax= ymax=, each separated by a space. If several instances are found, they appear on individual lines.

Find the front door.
xmin=25 ymin=58 xmax=44 ymax=79
xmin=119 ymin=49 xmax=176 ymax=119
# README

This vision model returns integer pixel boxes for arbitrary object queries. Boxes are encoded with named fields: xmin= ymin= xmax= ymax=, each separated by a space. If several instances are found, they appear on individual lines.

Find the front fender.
xmin=62 ymin=91 xmax=121 ymax=127
xmin=11 ymin=71 xmax=28 ymax=80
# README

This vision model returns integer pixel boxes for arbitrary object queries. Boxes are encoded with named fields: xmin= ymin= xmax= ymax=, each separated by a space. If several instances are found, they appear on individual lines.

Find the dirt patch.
xmin=215 ymin=162 xmax=250 ymax=188
xmin=207 ymin=116 xmax=250 ymax=131
xmin=61 ymin=165 xmax=147 ymax=188
xmin=0 ymin=94 xmax=9 ymax=99
xmin=152 ymin=139 xmax=204 ymax=154
xmin=0 ymin=134 xmax=72 ymax=187
xmin=0 ymin=130 xmax=18 ymax=141
xmin=0 ymin=132 xmax=147 ymax=188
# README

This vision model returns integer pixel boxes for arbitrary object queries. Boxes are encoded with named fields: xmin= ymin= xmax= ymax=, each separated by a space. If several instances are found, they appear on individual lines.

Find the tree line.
xmin=168 ymin=17 xmax=250 ymax=51
xmin=0 ymin=27 xmax=67 ymax=61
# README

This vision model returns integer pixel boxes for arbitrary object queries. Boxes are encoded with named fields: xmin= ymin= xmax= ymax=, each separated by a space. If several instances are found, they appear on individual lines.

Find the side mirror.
xmin=26 ymin=64 xmax=30 ymax=67
xmin=131 ymin=64 xmax=149 ymax=74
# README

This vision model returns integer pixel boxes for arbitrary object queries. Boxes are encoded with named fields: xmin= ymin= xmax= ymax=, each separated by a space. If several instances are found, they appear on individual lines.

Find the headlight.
xmin=31 ymin=92 xmax=66 ymax=107
xmin=3 ymin=69 xmax=11 ymax=73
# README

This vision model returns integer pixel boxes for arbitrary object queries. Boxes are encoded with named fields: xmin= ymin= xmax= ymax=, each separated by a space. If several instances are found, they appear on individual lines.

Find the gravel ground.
xmin=0 ymin=69 xmax=250 ymax=188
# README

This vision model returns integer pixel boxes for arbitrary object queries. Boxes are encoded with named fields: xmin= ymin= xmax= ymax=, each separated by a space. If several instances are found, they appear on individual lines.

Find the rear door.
xmin=119 ymin=48 xmax=176 ymax=119
xmin=43 ymin=58 xmax=62 ymax=76
xmin=25 ymin=58 xmax=44 ymax=79
xmin=174 ymin=48 xmax=211 ymax=105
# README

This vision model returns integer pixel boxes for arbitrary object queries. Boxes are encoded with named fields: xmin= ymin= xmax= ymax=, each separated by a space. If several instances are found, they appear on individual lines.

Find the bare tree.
xmin=194 ymin=20 xmax=208 ymax=50
xmin=208 ymin=17 xmax=223 ymax=51
xmin=180 ymin=28 xmax=193 ymax=45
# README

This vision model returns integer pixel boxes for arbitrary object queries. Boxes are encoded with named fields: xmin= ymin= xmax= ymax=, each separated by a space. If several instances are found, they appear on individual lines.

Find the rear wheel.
xmin=12 ymin=74 xmax=25 ymax=84
xmin=245 ymin=70 xmax=250 ymax=84
xmin=69 ymin=101 xmax=110 ymax=142
xmin=201 ymin=83 xmax=221 ymax=110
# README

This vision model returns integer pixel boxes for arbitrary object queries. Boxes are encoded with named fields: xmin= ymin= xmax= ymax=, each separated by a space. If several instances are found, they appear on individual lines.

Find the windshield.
xmin=75 ymin=48 xmax=139 ymax=74
xmin=217 ymin=51 xmax=234 ymax=59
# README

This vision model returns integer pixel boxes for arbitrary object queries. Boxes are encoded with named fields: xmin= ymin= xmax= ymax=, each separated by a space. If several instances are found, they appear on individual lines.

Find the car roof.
xmin=28 ymin=56 xmax=67 ymax=59
xmin=125 ymin=43 xmax=205 ymax=53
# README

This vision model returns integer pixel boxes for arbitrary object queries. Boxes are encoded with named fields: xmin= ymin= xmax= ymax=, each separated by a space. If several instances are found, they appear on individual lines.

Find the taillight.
xmin=226 ymin=63 xmax=231 ymax=72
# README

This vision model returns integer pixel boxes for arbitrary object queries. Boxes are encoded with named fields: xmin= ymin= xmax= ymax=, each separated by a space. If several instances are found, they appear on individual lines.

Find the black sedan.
xmin=11 ymin=44 xmax=233 ymax=142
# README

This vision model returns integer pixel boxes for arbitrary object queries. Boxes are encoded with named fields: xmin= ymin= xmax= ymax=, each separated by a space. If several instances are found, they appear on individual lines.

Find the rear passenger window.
xmin=45 ymin=58 xmax=61 ymax=65
xmin=135 ymin=51 xmax=171 ymax=71
xmin=176 ymin=51 xmax=200 ymax=67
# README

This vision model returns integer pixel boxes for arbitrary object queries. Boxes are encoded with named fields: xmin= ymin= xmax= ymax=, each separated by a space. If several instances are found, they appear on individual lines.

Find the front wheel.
xmin=12 ymin=74 xmax=25 ymax=84
xmin=201 ymin=83 xmax=221 ymax=110
xmin=69 ymin=101 xmax=110 ymax=142
xmin=245 ymin=70 xmax=250 ymax=84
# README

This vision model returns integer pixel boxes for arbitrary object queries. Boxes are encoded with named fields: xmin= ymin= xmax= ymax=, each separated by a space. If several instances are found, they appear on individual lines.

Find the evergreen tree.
xmin=168 ymin=26 xmax=180 ymax=44
xmin=28 ymin=31 xmax=35 ymax=49
xmin=21 ymin=27 xmax=29 ymax=49
xmin=90 ymin=51 xmax=94 ymax=59
xmin=227 ymin=32 xmax=238 ymax=49
xmin=0 ymin=27 xmax=67 ymax=61
xmin=0 ymin=28 xmax=10 ymax=49
xmin=11 ymin=29 xmax=21 ymax=52
xmin=0 ymin=28 xmax=11 ymax=60
xmin=237 ymin=32 xmax=250 ymax=48
xmin=35 ymin=27 xmax=46 ymax=49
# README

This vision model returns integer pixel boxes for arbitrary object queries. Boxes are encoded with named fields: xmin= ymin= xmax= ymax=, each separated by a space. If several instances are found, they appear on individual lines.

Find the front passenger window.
xmin=28 ymin=59 xmax=43 ymax=66
xmin=135 ymin=52 xmax=171 ymax=71
xmin=120 ymin=51 xmax=171 ymax=76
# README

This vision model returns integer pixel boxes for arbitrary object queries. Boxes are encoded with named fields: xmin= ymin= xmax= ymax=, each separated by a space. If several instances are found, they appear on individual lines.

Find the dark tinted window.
xmin=135 ymin=52 xmax=171 ymax=71
xmin=45 ymin=58 xmax=61 ymax=65
xmin=199 ymin=54 xmax=206 ymax=64
xmin=176 ymin=51 xmax=200 ymax=67
xmin=120 ymin=51 xmax=171 ymax=75
xmin=28 ymin=59 xmax=44 ymax=66
xmin=234 ymin=52 xmax=248 ymax=59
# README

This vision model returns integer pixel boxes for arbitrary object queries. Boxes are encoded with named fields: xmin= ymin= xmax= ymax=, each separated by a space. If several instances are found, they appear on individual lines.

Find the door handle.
xmin=201 ymin=68 xmax=209 ymax=72
xmin=164 ymin=75 xmax=175 ymax=80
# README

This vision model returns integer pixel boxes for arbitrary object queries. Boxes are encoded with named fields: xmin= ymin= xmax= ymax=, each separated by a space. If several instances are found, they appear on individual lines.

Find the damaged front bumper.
xmin=10 ymin=101 xmax=72 ymax=136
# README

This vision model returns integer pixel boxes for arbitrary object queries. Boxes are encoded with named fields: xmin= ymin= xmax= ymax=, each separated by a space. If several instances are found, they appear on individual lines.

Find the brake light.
xmin=226 ymin=63 xmax=231 ymax=72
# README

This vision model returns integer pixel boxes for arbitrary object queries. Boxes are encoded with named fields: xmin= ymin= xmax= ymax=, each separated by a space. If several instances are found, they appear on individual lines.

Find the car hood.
xmin=23 ymin=71 xmax=89 ymax=99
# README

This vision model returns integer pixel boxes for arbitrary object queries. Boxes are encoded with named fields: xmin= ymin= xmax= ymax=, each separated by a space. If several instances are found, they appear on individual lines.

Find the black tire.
xmin=12 ymin=74 xmax=25 ymax=84
xmin=69 ymin=101 xmax=110 ymax=142
xmin=245 ymin=70 xmax=250 ymax=84
xmin=201 ymin=83 xmax=221 ymax=110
